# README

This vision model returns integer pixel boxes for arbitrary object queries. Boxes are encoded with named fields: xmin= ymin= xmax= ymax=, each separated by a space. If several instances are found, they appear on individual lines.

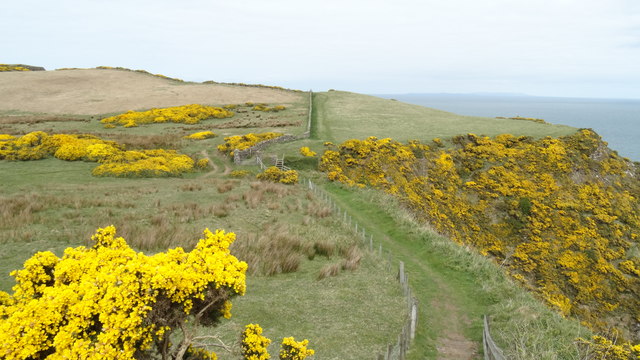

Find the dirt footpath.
xmin=0 ymin=69 xmax=301 ymax=115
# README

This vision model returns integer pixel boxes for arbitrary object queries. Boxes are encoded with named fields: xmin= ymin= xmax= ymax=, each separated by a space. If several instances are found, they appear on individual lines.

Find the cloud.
xmin=2 ymin=0 xmax=639 ymax=98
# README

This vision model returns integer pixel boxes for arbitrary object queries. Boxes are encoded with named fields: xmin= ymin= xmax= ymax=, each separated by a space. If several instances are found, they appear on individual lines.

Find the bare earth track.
xmin=0 ymin=69 xmax=300 ymax=115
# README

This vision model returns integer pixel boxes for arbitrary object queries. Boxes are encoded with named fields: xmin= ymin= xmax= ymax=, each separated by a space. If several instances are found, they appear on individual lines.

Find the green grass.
xmin=317 ymin=182 xmax=593 ymax=359
xmin=0 ymin=144 xmax=404 ymax=360
xmin=0 ymin=84 xmax=598 ymax=359
xmin=314 ymin=91 xmax=577 ymax=143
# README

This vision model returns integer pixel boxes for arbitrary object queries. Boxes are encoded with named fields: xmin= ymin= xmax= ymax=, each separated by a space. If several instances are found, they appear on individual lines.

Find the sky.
xmin=3 ymin=0 xmax=640 ymax=99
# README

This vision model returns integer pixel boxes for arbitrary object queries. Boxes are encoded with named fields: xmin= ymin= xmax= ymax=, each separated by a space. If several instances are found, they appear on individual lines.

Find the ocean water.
xmin=376 ymin=94 xmax=640 ymax=161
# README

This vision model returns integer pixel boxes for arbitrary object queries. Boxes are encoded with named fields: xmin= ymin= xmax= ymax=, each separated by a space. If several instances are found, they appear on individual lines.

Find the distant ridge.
xmin=3 ymin=64 xmax=46 ymax=71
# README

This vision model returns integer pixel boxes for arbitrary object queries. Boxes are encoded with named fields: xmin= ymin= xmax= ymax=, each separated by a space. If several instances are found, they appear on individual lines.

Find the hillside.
xmin=0 ymin=68 xmax=405 ymax=359
xmin=0 ymin=68 xmax=300 ymax=115
xmin=313 ymin=90 xmax=577 ymax=143
xmin=1 ymin=68 xmax=636 ymax=359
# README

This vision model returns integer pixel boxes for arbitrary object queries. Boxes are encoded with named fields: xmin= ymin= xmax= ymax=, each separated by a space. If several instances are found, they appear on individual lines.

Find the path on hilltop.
xmin=312 ymin=93 xmax=487 ymax=359
xmin=323 ymin=185 xmax=484 ymax=359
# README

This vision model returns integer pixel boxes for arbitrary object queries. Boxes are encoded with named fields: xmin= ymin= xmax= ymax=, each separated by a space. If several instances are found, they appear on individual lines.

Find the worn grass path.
xmin=309 ymin=92 xmax=512 ymax=358
xmin=321 ymin=183 xmax=488 ymax=359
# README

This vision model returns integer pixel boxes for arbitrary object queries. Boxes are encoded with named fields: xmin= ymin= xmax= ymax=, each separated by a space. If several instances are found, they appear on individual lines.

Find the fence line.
xmin=305 ymin=178 xmax=418 ymax=360
xmin=483 ymin=315 xmax=505 ymax=360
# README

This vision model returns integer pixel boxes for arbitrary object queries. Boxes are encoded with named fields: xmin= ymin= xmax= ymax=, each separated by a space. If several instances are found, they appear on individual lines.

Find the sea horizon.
xmin=373 ymin=93 xmax=640 ymax=161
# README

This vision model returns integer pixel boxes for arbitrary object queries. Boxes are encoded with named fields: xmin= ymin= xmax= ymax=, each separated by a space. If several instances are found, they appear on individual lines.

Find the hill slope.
xmin=0 ymin=69 xmax=301 ymax=115
xmin=314 ymin=90 xmax=577 ymax=143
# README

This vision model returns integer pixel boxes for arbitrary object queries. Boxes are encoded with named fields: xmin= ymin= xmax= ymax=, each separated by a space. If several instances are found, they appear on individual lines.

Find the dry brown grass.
xmin=231 ymin=223 xmax=306 ymax=276
xmin=242 ymin=181 xmax=293 ymax=209
xmin=318 ymin=263 xmax=341 ymax=280
xmin=341 ymin=245 xmax=362 ymax=271
xmin=0 ymin=115 xmax=88 ymax=125
xmin=0 ymin=69 xmax=302 ymax=115
xmin=217 ymin=180 xmax=238 ymax=194
xmin=180 ymin=183 xmax=203 ymax=192
xmin=313 ymin=240 xmax=335 ymax=258
xmin=306 ymin=202 xmax=332 ymax=218
xmin=104 ymin=133 xmax=183 ymax=150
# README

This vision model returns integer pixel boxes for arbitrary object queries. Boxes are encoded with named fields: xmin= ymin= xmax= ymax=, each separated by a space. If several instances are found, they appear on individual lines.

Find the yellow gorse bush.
xmin=101 ymin=104 xmax=234 ymax=128
xmin=0 ymin=226 xmax=247 ymax=360
xmin=320 ymin=130 xmax=640 ymax=347
xmin=217 ymin=132 xmax=283 ymax=156
xmin=299 ymin=147 xmax=316 ymax=157
xmin=252 ymin=104 xmax=286 ymax=112
xmin=256 ymin=166 xmax=298 ymax=185
xmin=279 ymin=337 xmax=314 ymax=360
xmin=0 ymin=64 xmax=31 ymax=72
xmin=0 ymin=132 xmax=196 ymax=177
xmin=242 ymin=324 xmax=271 ymax=360
xmin=184 ymin=131 xmax=217 ymax=140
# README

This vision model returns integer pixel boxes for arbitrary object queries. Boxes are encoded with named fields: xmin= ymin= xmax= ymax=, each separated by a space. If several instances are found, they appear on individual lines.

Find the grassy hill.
xmin=1 ymin=68 xmax=625 ymax=359
xmin=0 ymin=68 xmax=404 ymax=359
xmin=313 ymin=90 xmax=576 ymax=143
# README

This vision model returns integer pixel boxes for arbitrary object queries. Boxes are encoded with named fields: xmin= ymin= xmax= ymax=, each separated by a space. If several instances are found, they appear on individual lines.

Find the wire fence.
xmin=245 ymin=91 xmax=505 ymax=358
xmin=305 ymin=178 xmax=418 ymax=360
xmin=483 ymin=315 xmax=505 ymax=360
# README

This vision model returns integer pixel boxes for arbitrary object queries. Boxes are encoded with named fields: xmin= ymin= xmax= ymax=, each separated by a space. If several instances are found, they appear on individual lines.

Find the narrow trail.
xmin=200 ymin=150 xmax=232 ymax=177
xmin=199 ymin=150 xmax=219 ymax=177
xmin=312 ymin=93 xmax=483 ymax=359
xmin=325 ymin=187 xmax=483 ymax=359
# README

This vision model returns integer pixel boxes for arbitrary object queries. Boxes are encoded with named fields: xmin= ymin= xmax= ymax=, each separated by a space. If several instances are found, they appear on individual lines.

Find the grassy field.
xmin=313 ymin=91 xmax=577 ymax=144
xmin=0 ymin=71 xmax=598 ymax=359
xmin=0 ymin=82 xmax=408 ymax=359
xmin=315 ymin=182 xmax=593 ymax=359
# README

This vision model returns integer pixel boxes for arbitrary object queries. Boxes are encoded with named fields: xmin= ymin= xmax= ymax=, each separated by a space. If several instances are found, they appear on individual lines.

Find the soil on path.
xmin=333 ymin=196 xmax=482 ymax=359
xmin=200 ymin=150 xmax=232 ymax=177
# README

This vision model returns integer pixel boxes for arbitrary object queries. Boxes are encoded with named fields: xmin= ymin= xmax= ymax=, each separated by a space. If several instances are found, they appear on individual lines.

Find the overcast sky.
xmin=3 ymin=0 xmax=640 ymax=99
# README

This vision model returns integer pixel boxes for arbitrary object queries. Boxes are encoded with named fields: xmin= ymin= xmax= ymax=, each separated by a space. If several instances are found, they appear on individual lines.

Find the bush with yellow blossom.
xmin=0 ymin=226 xmax=246 ymax=360
xmin=299 ymin=147 xmax=316 ymax=157
xmin=217 ymin=132 xmax=283 ymax=156
xmin=184 ymin=131 xmax=217 ymax=140
xmin=320 ymin=130 xmax=640 ymax=349
xmin=101 ymin=104 xmax=234 ymax=128
xmin=257 ymin=166 xmax=298 ymax=185
xmin=0 ymin=132 xmax=197 ymax=177
xmin=0 ymin=226 xmax=315 ymax=360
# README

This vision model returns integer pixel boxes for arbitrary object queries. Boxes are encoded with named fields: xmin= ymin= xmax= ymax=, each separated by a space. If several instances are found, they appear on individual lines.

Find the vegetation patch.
xmin=0 ymin=131 xmax=197 ymax=177
xmin=101 ymin=104 xmax=234 ymax=128
xmin=320 ymin=130 xmax=640 ymax=349
xmin=256 ymin=166 xmax=298 ymax=185
xmin=184 ymin=131 xmax=217 ymax=140
xmin=217 ymin=132 xmax=283 ymax=156
xmin=0 ymin=64 xmax=31 ymax=72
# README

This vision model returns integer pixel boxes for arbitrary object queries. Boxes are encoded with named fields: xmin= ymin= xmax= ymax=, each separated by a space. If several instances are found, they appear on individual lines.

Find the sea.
xmin=374 ymin=94 xmax=640 ymax=162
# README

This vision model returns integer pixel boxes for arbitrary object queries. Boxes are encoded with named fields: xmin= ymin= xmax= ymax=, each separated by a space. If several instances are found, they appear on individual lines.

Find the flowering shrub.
xmin=279 ymin=337 xmax=314 ymax=360
xmin=230 ymin=170 xmax=250 ymax=178
xmin=196 ymin=158 xmax=210 ymax=169
xmin=257 ymin=166 xmax=298 ymax=185
xmin=185 ymin=131 xmax=217 ymax=140
xmin=0 ymin=132 xmax=196 ymax=177
xmin=217 ymin=132 xmax=283 ymax=156
xmin=252 ymin=104 xmax=286 ymax=112
xmin=101 ymin=104 xmax=234 ymax=128
xmin=0 ymin=64 xmax=30 ymax=72
xmin=0 ymin=134 xmax=16 ymax=141
xmin=299 ymin=147 xmax=316 ymax=157
xmin=242 ymin=324 xmax=271 ymax=360
xmin=321 ymin=130 xmax=640 ymax=346
xmin=577 ymin=336 xmax=640 ymax=359
xmin=0 ymin=226 xmax=247 ymax=360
